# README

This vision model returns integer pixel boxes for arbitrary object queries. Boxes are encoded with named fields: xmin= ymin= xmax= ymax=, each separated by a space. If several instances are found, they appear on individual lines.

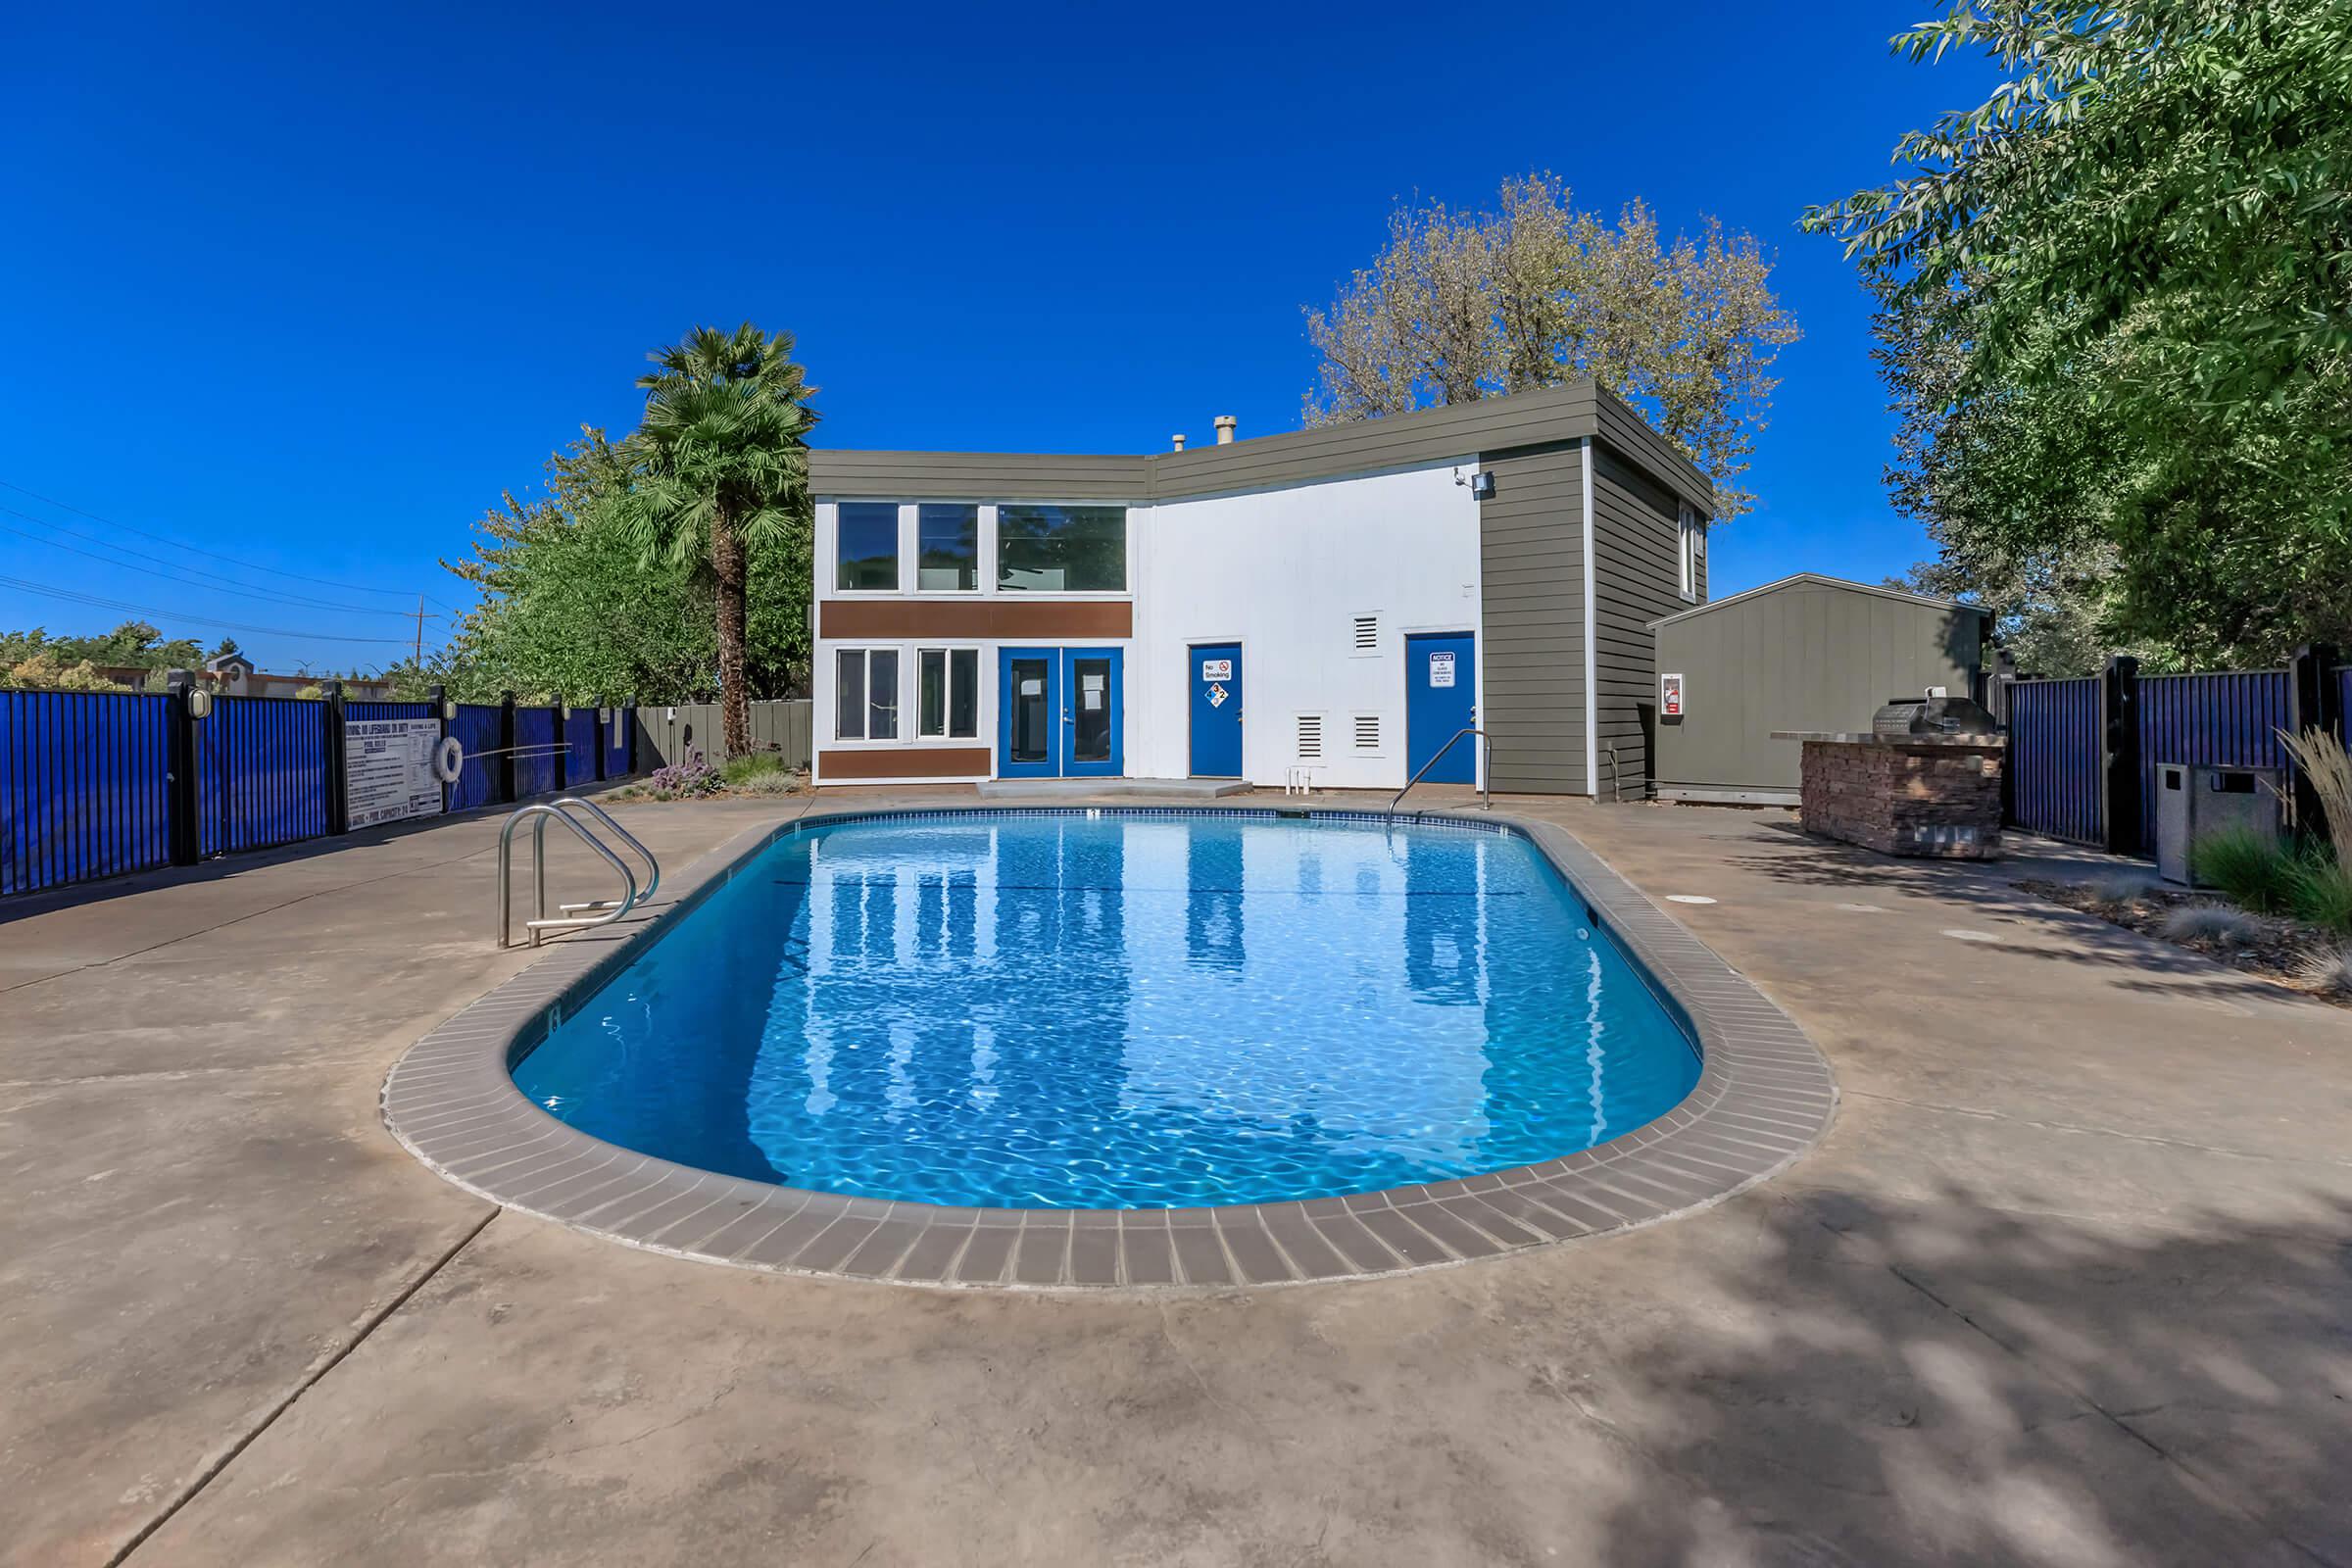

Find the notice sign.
xmin=1082 ymin=672 xmax=1105 ymax=710
xmin=1200 ymin=658 xmax=1232 ymax=682
xmin=1428 ymin=651 xmax=1456 ymax=688
xmin=1661 ymin=672 xmax=1685 ymax=718
xmin=345 ymin=716 xmax=445 ymax=829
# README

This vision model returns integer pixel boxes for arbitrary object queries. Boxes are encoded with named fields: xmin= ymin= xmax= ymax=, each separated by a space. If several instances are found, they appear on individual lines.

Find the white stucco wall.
xmin=1127 ymin=462 xmax=1485 ymax=789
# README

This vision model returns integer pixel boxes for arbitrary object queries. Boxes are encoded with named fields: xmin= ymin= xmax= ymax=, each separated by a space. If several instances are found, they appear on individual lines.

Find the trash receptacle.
xmin=2155 ymin=762 xmax=2284 ymax=885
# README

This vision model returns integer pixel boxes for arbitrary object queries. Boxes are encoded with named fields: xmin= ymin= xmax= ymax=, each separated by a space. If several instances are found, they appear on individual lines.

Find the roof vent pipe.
xmin=1171 ymin=433 xmax=1186 ymax=451
xmin=1214 ymin=415 xmax=1237 ymax=445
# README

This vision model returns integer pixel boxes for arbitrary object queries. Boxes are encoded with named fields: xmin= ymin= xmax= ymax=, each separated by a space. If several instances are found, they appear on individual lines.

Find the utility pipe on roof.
xmin=1214 ymin=415 xmax=1237 ymax=444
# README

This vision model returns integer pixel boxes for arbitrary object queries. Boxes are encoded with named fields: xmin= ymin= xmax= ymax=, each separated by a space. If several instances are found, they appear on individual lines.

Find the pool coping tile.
xmin=381 ymin=804 xmax=1836 ymax=1291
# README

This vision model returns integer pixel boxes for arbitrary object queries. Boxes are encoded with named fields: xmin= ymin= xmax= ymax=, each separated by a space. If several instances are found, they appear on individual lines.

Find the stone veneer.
xmin=382 ymin=806 xmax=1836 ymax=1290
xmin=1797 ymin=738 xmax=2006 ymax=859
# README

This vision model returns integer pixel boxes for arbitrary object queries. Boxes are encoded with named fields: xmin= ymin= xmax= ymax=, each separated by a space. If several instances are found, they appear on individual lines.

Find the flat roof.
xmin=808 ymin=380 xmax=1715 ymax=514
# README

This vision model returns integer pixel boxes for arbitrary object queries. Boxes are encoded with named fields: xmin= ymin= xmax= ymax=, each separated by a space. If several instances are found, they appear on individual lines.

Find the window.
xmin=1350 ymin=614 xmax=1379 ymax=655
xmin=997 ymin=505 xmax=1126 ymax=592
xmin=1678 ymin=505 xmax=1704 ymax=602
xmin=836 ymin=503 xmax=900 ymax=591
xmin=916 ymin=504 xmax=978 ymax=591
xmin=834 ymin=648 xmax=900 ymax=739
xmin=917 ymin=648 xmax=980 ymax=739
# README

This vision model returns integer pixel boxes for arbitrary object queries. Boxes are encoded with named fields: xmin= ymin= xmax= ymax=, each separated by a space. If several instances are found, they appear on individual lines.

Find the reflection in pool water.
xmin=514 ymin=812 xmax=1700 ymax=1208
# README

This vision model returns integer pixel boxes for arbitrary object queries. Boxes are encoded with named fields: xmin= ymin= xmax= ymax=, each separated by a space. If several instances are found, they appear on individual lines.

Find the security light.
xmin=1470 ymin=471 xmax=1496 ymax=500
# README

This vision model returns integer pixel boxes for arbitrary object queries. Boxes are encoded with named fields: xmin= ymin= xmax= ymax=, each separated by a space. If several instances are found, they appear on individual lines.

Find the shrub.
xmin=742 ymin=768 xmax=798 ymax=797
xmin=720 ymin=752 xmax=785 ymax=786
xmin=648 ymin=748 xmax=722 ymax=798
xmin=2190 ymin=827 xmax=2297 ymax=914
xmin=2161 ymin=902 xmax=2268 ymax=947
xmin=2285 ymin=857 xmax=2352 ymax=936
xmin=2083 ymin=870 xmax=2153 ymax=906
xmin=2295 ymin=947 xmax=2352 ymax=995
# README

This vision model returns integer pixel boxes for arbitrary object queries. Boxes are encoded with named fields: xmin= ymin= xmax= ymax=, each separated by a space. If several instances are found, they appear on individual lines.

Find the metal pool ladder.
xmin=1387 ymin=726 xmax=1493 ymax=814
xmin=496 ymin=797 xmax=662 ymax=949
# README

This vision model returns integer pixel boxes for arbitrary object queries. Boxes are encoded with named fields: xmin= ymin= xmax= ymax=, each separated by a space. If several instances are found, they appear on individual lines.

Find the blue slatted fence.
xmin=2135 ymin=670 xmax=2290 ymax=849
xmin=0 ymin=689 xmax=173 ymax=896
xmin=198 ymin=696 xmax=329 ymax=856
xmin=448 ymin=704 xmax=505 ymax=812
xmin=564 ymin=707 xmax=600 ymax=785
xmin=513 ymin=707 xmax=559 ymax=798
xmin=2006 ymin=676 xmax=2105 ymax=845
xmin=347 ymin=701 xmax=434 ymax=722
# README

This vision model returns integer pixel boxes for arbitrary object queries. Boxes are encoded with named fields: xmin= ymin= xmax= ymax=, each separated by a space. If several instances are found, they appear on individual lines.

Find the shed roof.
xmin=1646 ymin=572 xmax=1987 ymax=632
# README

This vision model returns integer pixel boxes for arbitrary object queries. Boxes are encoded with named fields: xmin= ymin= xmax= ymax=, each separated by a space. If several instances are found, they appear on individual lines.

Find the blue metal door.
xmin=998 ymin=647 xmax=1058 ymax=778
xmin=1059 ymin=648 xmax=1123 ymax=778
xmin=1189 ymin=642 xmax=1243 ymax=776
xmin=1405 ymin=632 xmax=1477 ymax=784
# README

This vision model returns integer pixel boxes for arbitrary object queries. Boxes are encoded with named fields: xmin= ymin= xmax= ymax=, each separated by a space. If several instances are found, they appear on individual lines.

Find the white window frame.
xmin=1677 ymin=505 xmax=1703 ymax=603
xmin=915 ymin=645 xmax=984 ymax=740
xmin=993 ymin=502 xmax=1133 ymax=597
xmin=833 ymin=646 xmax=903 ymax=741
xmin=912 ymin=503 xmax=984 ymax=594
xmin=833 ymin=502 xmax=906 ymax=595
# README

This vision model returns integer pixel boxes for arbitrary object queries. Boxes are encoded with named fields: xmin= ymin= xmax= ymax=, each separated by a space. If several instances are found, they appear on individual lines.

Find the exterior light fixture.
xmin=1470 ymin=471 xmax=1496 ymax=501
xmin=441 ymin=698 xmax=458 ymax=721
xmin=186 ymin=688 xmax=213 ymax=719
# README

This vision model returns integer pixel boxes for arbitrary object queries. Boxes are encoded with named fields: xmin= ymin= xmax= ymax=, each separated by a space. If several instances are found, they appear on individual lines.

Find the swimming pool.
xmin=512 ymin=809 xmax=1701 ymax=1209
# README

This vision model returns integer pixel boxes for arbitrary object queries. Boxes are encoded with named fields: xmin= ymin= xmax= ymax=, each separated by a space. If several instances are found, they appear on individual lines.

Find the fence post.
xmin=2101 ymin=655 xmax=2142 ymax=857
xmin=499 ymin=691 xmax=517 ymax=804
xmin=554 ymin=703 xmax=569 ymax=796
xmin=595 ymin=697 xmax=610 ymax=782
xmin=2286 ymin=644 xmax=2343 ymax=841
xmin=164 ymin=670 xmax=201 ymax=866
xmin=322 ymin=680 xmax=350 ymax=836
xmin=429 ymin=684 xmax=451 ymax=813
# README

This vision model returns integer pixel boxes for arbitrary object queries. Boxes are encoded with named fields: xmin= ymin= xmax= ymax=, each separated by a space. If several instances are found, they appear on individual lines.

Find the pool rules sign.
xmin=345 ymin=716 xmax=445 ymax=828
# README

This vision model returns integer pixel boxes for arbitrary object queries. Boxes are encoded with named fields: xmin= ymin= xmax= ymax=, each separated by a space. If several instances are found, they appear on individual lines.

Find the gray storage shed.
xmin=1648 ymin=574 xmax=1988 ymax=805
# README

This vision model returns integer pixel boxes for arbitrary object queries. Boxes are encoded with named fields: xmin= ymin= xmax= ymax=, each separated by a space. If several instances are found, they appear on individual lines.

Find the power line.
xmin=0 ymin=509 xmax=452 ymax=620
xmin=0 ymin=572 xmax=423 ymax=645
xmin=0 ymin=477 xmax=467 ymax=612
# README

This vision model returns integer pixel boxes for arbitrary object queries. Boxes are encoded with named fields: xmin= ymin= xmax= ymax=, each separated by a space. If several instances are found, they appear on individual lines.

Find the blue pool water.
xmin=514 ymin=811 xmax=1700 ymax=1208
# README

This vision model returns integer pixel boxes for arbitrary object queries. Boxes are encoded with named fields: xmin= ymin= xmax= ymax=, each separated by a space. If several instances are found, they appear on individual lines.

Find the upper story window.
xmin=997 ymin=505 xmax=1126 ymax=593
xmin=1678 ymin=504 xmax=1704 ymax=602
xmin=836 ymin=502 xmax=900 ymax=591
xmin=916 ymin=504 xmax=979 ymax=591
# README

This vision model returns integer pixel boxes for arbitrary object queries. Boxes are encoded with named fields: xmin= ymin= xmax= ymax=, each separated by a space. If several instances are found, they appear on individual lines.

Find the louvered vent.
xmin=1352 ymin=713 xmax=1381 ymax=752
xmin=1296 ymin=713 xmax=1325 ymax=760
xmin=1350 ymin=614 xmax=1379 ymax=653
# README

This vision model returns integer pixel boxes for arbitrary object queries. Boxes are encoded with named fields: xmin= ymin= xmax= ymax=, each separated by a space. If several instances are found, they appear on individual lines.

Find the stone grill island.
xmin=1775 ymin=695 xmax=2006 ymax=859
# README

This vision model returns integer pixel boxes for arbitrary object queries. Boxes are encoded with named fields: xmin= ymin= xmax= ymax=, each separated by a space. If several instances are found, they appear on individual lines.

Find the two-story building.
xmin=806 ymin=379 xmax=1709 ymax=796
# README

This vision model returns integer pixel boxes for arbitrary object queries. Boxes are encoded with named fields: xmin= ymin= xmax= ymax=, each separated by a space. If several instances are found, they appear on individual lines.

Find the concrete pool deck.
xmin=4 ymin=789 xmax=2349 ymax=1565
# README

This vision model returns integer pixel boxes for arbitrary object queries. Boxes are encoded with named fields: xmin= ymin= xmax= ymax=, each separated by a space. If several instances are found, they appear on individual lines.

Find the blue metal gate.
xmin=513 ymin=707 xmax=559 ymax=797
xmin=2005 ymin=677 xmax=2104 ymax=845
xmin=564 ymin=707 xmax=600 ymax=784
xmin=197 ymin=696 xmax=329 ymax=856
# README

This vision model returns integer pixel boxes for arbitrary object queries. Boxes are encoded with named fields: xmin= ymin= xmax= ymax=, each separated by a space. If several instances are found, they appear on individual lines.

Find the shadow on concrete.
xmin=1567 ymin=1179 xmax=2352 ymax=1565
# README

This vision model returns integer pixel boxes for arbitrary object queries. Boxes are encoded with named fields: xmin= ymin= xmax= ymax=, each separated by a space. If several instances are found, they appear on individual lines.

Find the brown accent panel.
xmin=818 ymin=746 xmax=992 ymax=780
xmin=820 ymin=599 xmax=1132 ymax=639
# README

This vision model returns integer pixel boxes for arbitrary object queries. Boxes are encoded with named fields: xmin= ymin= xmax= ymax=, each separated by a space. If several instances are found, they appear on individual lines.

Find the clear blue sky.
xmin=1 ymin=0 xmax=1993 ymax=675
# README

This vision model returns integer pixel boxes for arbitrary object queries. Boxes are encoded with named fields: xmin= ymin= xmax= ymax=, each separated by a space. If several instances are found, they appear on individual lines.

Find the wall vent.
xmin=1350 ymin=614 xmax=1379 ymax=655
xmin=1295 ymin=713 xmax=1325 ymax=761
xmin=1352 ymin=713 xmax=1382 ymax=753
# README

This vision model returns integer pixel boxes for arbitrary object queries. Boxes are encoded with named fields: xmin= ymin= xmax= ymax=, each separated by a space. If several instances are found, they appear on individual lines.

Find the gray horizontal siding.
xmin=809 ymin=451 xmax=1151 ymax=501
xmin=1480 ymin=442 xmax=1589 ymax=796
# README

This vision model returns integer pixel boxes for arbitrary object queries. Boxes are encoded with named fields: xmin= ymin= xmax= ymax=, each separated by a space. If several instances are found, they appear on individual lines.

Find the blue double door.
xmin=1405 ymin=631 xmax=1477 ymax=784
xmin=998 ymin=647 xmax=1123 ymax=779
xmin=1189 ymin=642 xmax=1243 ymax=777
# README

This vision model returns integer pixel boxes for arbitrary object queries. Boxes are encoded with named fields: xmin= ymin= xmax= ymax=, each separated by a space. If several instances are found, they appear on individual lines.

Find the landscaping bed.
xmin=2027 ymin=875 xmax=2352 ymax=1005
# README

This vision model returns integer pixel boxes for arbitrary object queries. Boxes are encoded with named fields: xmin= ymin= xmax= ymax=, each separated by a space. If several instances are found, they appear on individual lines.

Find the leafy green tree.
xmin=424 ymin=425 xmax=808 ymax=706
xmin=602 ymin=323 xmax=818 ymax=757
xmin=0 ymin=621 xmax=204 ymax=688
xmin=1807 ymin=0 xmax=2352 ymax=665
xmin=1304 ymin=173 xmax=1800 ymax=515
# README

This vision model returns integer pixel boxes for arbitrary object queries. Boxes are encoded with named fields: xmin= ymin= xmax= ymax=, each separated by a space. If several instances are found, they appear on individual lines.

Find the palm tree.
xmin=608 ymin=323 xmax=817 ymax=759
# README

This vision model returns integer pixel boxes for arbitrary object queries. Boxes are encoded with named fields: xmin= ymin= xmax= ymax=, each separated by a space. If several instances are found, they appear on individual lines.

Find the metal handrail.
xmin=548 ymin=797 xmax=661 ymax=913
xmin=1387 ymin=726 xmax=1492 ymax=814
xmin=497 ymin=803 xmax=638 ymax=949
